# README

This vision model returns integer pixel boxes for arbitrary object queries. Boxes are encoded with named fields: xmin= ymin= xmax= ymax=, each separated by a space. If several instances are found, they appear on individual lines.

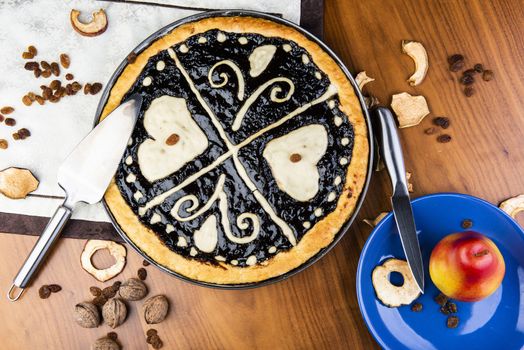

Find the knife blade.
xmin=372 ymin=107 xmax=425 ymax=293
xmin=7 ymin=94 xmax=142 ymax=301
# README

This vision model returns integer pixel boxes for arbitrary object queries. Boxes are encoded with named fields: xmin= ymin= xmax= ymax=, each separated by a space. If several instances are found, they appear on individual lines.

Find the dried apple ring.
xmin=372 ymin=258 xmax=421 ymax=307
xmin=81 ymin=240 xmax=126 ymax=282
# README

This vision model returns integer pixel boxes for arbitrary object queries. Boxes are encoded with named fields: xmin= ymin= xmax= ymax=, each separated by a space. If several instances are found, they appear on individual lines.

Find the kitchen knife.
xmin=7 ymin=94 xmax=142 ymax=301
xmin=372 ymin=107 xmax=424 ymax=293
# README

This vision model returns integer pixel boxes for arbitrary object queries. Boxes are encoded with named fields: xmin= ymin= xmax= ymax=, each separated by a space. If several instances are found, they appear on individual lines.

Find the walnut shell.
xmin=74 ymin=302 xmax=100 ymax=328
xmin=91 ymin=337 xmax=120 ymax=350
xmin=143 ymin=295 xmax=169 ymax=324
xmin=119 ymin=278 xmax=147 ymax=301
xmin=102 ymin=298 xmax=127 ymax=328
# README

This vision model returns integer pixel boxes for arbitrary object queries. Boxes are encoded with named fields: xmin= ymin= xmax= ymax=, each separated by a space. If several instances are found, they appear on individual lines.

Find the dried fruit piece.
xmin=22 ymin=51 xmax=33 ymax=59
xmin=91 ymin=336 xmax=120 ymax=350
xmin=402 ymin=40 xmax=429 ymax=86
xmin=90 ymin=82 xmax=103 ymax=95
xmin=50 ymin=62 xmax=60 ymax=76
xmin=372 ymin=258 xmax=421 ymax=307
xmin=35 ymin=95 xmax=45 ymax=105
xmin=143 ymin=260 xmax=150 ymax=267
xmin=72 ymin=81 xmax=82 ymax=92
xmin=0 ymin=139 xmax=8 ymax=150
xmin=28 ymin=45 xmax=37 ymax=56
xmin=103 ymin=285 xmax=118 ymax=299
xmin=461 ymin=219 xmax=473 ymax=229
xmin=165 ymin=133 xmax=180 ymax=145
xmin=437 ymin=134 xmax=452 ymax=143
xmin=460 ymin=74 xmax=475 ymax=85
xmin=474 ymin=64 xmax=484 ymax=73
xmin=1 ymin=106 xmax=14 ymax=114
xmin=424 ymin=127 xmax=436 ymax=135
xmin=70 ymin=9 xmax=108 ymax=37
xmin=447 ymin=54 xmax=464 ymax=65
xmin=102 ymin=298 xmax=127 ymax=328
xmin=464 ymin=86 xmax=475 ymax=97
xmin=433 ymin=117 xmax=450 ymax=129
xmin=90 ymin=286 xmax=102 ymax=296
xmin=355 ymin=71 xmax=375 ymax=90
xmin=66 ymin=73 xmax=74 ymax=80
xmin=92 ymin=295 xmax=108 ymax=307
xmin=119 ymin=278 xmax=148 ymax=301
xmin=42 ymin=70 xmax=51 ymax=78
xmin=499 ymin=194 xmax=524 ymax=220
xmin=39 ymin=285 xmax=51 ymax=299
xmin=434 ymin=292 xmax=449 ymax=306
xmin=0 ymin=167 xmax=39 ymax=199
xmin=411 ymin=302 xmax=423 ymax=312
xmin=80 ymin=240 xmax=127 ymax=282
xmin=143 ymin=295 xmax=169 ymax=324
xmin=22 ymin=95 xmax=32 ymax=106
xmin=5 ymin=118 xmax=16 ymax=126
xmin=74 ymin=301 xmax=100 ymax=328
xmin=24 ymin=62 xmax=39 ymax=71
xmin=364 ymin=212 xmax=388 ymax=227
xmin=127 ymin=52 xmax=137 ymax=64
xmin=138 ymin=268 xmax=147 ymax=281
xmin=107 ymin=332 xmax=118 ymax=341
xmin=84 ymin=83 xmax=92 ymax=94
xmin=482 ymin=70 xmax=494 ymax=81
xmin=391 ymin=92 xmax=430 ymax=128
xmin=60 ymin=53 xmax=70 ymax=69
xmin=447 ymin=316 xmax=459 ymax=328
xmin=146 ymin=329 xmax=158 ymax=337
xmin=34 ymin=68 xmax=42 ymax=78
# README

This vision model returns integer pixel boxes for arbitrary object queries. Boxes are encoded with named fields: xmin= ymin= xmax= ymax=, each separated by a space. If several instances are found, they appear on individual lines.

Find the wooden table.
xmin=1 ymin=0 xmax=522 ymax=348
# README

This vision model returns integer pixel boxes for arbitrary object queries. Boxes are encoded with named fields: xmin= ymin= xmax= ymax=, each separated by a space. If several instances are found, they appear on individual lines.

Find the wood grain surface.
xmin=1 ymin=0 xmax=523 ymax=349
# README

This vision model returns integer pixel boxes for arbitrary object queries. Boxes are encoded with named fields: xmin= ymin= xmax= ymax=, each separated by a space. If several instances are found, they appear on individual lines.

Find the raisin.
xmin=0 ymin=139 xmax=8 ymax=149
xmin=127 ymin=52 xmax=137 ymax=63
xmin=146 ymin=329 xmax=158 ymax=337
xmin=482 ymin=70 xmax=494 ymax=81
xmin=41 ymin=70 xmax=52 ymax=78
xmin=461 ymin=219 xmax=473 ymax=229
xmin=90 ymin=286 xmax=102 ymax=297
xmin=107 ymin=332 xmax=118 ymax=341
xmin=17 ymin=128 xmax=31 ymax=139
xmin=464 ymin=86 xmax=475 ymax=97
xmin=92 ymin=295 xmax=108 ymax=307
xmin=59 ymin=53 xmax=70 ymax=69
xmin=34 ymin=68 xmax=42 ymax=78
xmin=1 ymin=106 xmax=14 ymax=114
xmin=463 ymin=69 xmax=477 ymax=76
xmin=447 ymin=54 xmax=464 ymax=65
xmin=40 ymin=61 xmax=51 ymax=70
xmin=290 ymin=153 xmax=302 ymax=162
xmin=50 ymin=62 xmax=60 ymax=76
xmin=5 ymin=118 xmax=16 ymax=126
xmin=84 ymin=83 xmax=92 ymax=94
xmin=143 ymin=260 xmax=151 ymax=267
xmin=449 ymin=60 xmax=465 ymax=72
xmin=24 ymin=62 xmax=39 ymax=71
xmin=433 ymin=117 xmax=450 ymax=129
xmin=65 ymin=84 xmax=73 ymax=95
xmin=27 ymin=92 xmax=36 ymax=101
xmin=459 ymin=74 xmax=474 ymax=85
xmin=137 ymin=268 xmax=147 ymax=281
xmin=474 ymin=64 xmax=484 ymax=73
xmin=437 ymin=134 xmax=452 ymax=143
xmin=447 ymin=316 xmax=459 ymax=328
xmin=448 ymin=302 xmax=458 ymax=313
xmin=90 ymin=82 xmax=103 ymax=95
xmin=22 ymin=51 xmax=34 ymax=59
xmin=411 ymin=302 xmax=423 ymax=312
xmin=71 ymin=81 xmax=82 ymax=92
xmin=39 ymin=285 xmax=51 ymax=299
xmin=12 ymin=132 xmax=20 ymax=140
xmin=48 ymin=284 xmax=61 ymax=293
xmin=50 ymin=80 xmax=61 ymax=91
xmin=22 ymin=95 xmax=32 ymax=106
xmin=65 ymin=73 xmax=74 ymax=80
xmin=424 ymin=127 xmax=436 ymax=135
xmin=35 ymin=96 xmax=45 ymax=105
xmin=434 ymin=293 xmax=449 ymax=306
xmin=102 ymin=286 xmax=117 ymax=299
xmin=28 ymin=45 xmax=37 ymax=56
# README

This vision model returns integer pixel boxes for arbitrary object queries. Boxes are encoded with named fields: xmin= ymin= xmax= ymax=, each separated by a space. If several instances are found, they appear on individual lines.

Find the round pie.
xmin=101 ymin=14 xmax=369 ymax=285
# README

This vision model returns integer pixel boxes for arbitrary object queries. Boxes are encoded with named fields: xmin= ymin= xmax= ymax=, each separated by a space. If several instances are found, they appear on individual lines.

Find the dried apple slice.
xmin=81 ymin=240 xmax=126 ymax=282
xmin=0 ymin=167 xmax=39 ymax=199
xmin=499 ymin=195 xmax=524 ymax=220
xmin=391 ymin=92 xmax=430 ymax=128
xmin=355 ymin=71 xmax=375 ymax=91
xmin=70 ymin=9 xmax=108 ymax=37
xmin=372 ymin=258 xmax=421 ymax=307
xmin=402 ymin=40 xmax=429 ymax=86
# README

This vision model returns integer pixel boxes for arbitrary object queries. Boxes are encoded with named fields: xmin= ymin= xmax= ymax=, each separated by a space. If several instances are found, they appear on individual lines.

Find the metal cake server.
xmin=7 ymin=95 xmax=142 ymax=301
xmin=372 ymin=107 xmax=425 ymax=293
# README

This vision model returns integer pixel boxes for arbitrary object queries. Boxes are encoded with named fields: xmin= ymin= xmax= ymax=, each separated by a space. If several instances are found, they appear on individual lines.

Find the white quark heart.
xmin=263 ymin=124 xmax=328 ymax=202
xmin=138 ymin=95 xmax=209 ymax=182
xmin=193 ymin=215 xmax=218 ymax=253
xmin=249 ymin=45 xmax=277 ymax=77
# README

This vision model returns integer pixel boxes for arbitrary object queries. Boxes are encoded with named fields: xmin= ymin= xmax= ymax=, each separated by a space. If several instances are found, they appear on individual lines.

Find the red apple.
xmin=429 ymin=231 xmax=505 ymax=302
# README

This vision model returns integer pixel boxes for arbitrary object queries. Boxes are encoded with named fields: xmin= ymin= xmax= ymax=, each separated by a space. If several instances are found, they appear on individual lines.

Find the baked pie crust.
xmin=102 ymin=15 xmax=369 ymax=285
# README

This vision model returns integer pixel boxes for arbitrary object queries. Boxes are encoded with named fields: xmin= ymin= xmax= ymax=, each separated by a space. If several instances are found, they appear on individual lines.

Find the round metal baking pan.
xmin=95 ymin=10 xmax=374 ymax=289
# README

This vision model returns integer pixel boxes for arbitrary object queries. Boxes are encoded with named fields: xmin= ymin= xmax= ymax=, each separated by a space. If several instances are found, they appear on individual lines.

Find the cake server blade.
xmin=7 ymin=94 xmax=142 ymax=301
xmin=372 ymin=106 xmax=424 ymax=293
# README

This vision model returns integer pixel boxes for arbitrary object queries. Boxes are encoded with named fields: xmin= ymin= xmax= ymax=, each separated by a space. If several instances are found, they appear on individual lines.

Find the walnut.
xmin=74 ymin=301 xmax=100 ymax=328
xmin=102 ymin=298 xmax=127 ymax=329
xmin=143 ymin=295 xmax=169 ymax=324
xmin=119 ymin=278 xmax=147 ymax=301
xmin=91 ymin=336 xmax=120 ymax=350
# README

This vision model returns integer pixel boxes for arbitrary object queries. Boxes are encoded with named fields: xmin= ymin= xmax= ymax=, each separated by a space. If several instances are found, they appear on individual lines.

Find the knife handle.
xmin=372 ymin=107 xmax=409 ymax=195
xmin=7 ymin=204 xmax=72 ymax=301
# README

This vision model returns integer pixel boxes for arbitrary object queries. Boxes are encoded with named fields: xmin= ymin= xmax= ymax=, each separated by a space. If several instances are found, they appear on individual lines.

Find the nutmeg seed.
xmin=102 ymin=298 xmax=127 ymax=329
xmin=91 ymin=336 xmax=120 ymax=350
xmin=143 ymin=295 xmax=169 ymax=324
xmin=118 ymin=278 xmax=147 ymax=301
xmin=74 ymin=301 xmax=100 ymax=328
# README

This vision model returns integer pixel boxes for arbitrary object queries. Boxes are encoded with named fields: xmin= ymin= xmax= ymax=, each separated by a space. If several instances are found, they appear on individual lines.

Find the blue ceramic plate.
xmin=357 ymin=193 xmax=524 ymax=350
